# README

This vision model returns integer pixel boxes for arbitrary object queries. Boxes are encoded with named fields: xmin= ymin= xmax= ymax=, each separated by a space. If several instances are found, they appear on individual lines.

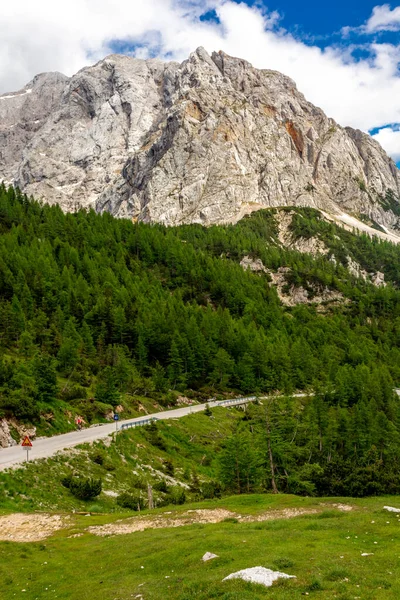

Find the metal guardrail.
xmin=120 ymin=417 xmax=158 ymax=431
xmin=217 ymin=396 xmax=257 ymax=406
xmin=119 ymin=397 xmax=258 ymax=431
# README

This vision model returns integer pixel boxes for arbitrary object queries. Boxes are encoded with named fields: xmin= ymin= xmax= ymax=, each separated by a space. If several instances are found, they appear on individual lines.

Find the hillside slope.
xmin=1 ymin=185 xmax=400 ymax=439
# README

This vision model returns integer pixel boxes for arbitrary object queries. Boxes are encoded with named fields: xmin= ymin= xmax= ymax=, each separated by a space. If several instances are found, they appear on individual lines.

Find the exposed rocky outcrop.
xmin=1 ymin=48 xmax=399 ymax=233
xmin=0 ymin=419 xmax=17 ymax=448
xmin=0 ymin=418 xmax=36 ymax=449
xmin=266 ymin=267 xmax=345 ymax=307
xmin=276 ymin=210 xmax=329 ymax=255
xmin=239 ymin=257 xmax=345 ymax=307
xmin=346 ymin=257 xmax=387 ymax=287
xmin=240 ymin=255 xmax=268 ymax=273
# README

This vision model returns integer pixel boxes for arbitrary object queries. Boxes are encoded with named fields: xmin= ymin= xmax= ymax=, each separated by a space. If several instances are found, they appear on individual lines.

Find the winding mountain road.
xmin=0 ymin=397 xmax=258 ymax=471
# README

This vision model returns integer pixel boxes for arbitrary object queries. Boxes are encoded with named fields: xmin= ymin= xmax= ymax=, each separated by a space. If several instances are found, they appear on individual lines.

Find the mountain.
xmin=1 ymin=48 xmax=400 ymax=238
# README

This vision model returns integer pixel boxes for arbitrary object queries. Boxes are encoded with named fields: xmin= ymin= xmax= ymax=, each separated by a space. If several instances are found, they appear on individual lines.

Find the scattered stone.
xmin=223 ymin=566 xmax=295 ymax=587
xmin=202 ymin=552 xmax=219 ymax=562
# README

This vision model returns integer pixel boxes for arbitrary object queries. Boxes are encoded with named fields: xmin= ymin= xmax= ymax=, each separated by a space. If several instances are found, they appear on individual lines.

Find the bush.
xmin=116 ymin=492 xmax=145 ymax=511
xmin=154 ymin=480 xmax=169 ymax=493
xmin=90 ymin=450 xmax=104 ymax=465
xmin=169 ymin=486 xmax=186 ymax=505
xmin=2 ymin=393 xmax=40 ymax=422
xmin=103 ymin=461 xmax=116 ymax=472
xmin=200 ymin=480 xmax=222 ymax=499
xmin=61 ymin=474 xmax=73 ymax=489
xmin=60 ymin=385 xmax=88 ymax=402
xmin=61 ymin=474 xmax=102 ymax=500
xmin=204 ymin=403 xmax=212 ymax=417
xmin=145 ymin=421 xmax=167 ymax=450
xmin=131 ymin=475 xmax=146 ymax=490
xmin=307 ymin=579 xmax=323 ymax=592
xmin=163 ymin=459 xmax=174 ymax=476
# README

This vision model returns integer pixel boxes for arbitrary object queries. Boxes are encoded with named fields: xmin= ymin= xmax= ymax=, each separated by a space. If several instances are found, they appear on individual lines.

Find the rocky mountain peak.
xmin=0 ymin=47 xmax=399 ymax=238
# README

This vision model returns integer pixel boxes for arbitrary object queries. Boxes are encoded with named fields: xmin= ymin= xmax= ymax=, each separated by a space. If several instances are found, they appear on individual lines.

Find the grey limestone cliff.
xmin=0 ymin=48 xmax=399 ymax=233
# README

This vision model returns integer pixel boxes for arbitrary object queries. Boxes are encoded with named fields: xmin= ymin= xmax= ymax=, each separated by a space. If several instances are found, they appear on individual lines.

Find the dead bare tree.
xmin=265 ymin=399 xmax=278 ymax=494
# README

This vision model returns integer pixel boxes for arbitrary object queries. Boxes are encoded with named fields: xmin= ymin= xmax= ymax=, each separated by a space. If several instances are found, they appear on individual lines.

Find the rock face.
xmin=0 ymin=419 xmax=17 ymax=449
xmin=0 ymin=418 xmax=36 ymax=449
xmin=1 ymin=48 xmax=400 ymax=231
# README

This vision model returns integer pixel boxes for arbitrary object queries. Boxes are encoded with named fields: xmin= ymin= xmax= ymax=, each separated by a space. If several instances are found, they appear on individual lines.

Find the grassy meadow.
xmin=1 ymin=494 xmax=400 ymax=599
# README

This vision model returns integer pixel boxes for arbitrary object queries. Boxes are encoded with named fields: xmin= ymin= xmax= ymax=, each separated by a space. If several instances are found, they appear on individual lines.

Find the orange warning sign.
xmin=21 ymin=436 xmax=32 ymax=447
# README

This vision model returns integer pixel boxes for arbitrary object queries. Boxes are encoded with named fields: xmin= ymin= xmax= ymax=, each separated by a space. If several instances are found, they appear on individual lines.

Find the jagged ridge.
xmin=0 ymin=48 xmax=399 ymax=237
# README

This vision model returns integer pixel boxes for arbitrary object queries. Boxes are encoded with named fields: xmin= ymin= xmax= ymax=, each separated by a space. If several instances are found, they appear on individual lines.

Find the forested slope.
xmin=2 ymin=185 xmax=400 ymax=494
xmin=0 ymin=184 xmax=400 ymax=426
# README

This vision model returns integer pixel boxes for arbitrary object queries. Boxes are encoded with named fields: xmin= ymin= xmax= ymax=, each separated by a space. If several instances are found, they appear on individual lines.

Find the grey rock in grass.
xmin=1 ymin=48 xmax=399 ymax=235
xmin=202 ymin=552 xmax=219 ymax=562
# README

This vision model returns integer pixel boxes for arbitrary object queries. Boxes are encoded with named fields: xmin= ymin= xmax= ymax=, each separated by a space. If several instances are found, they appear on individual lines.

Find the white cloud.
xmin=0 ymin=1 xmax=400 ymax=162
xmin=365 ymin=4 xmax=400 ymax=32
xmin=372 ymin=126 xmax=400 ymax=161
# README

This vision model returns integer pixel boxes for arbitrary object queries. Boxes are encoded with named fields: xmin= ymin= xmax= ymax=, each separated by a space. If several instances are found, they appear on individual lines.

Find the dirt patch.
xmin=88 ymin=504 xmax=354 ymax=537
xmin=0 ymin=513 xmax=69 ymax=542
xmin=240 ymin=508 xmax=320 ymax=522
xmin=88 ymin=508 xmax=235 ymax=537
xmin=320 ymin=503 xmax=353 ymax=512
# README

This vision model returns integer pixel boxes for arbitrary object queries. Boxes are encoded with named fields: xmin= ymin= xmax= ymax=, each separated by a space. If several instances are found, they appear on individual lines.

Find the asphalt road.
xmin=0 ymin=397 xmax=256 ymax=471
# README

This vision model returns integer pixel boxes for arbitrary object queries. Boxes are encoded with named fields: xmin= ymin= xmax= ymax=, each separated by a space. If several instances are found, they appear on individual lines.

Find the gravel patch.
xmin=0 ymin=513 xmax=68 ymax=542
xmin=88 ymin=509 xmax=234 ymax=536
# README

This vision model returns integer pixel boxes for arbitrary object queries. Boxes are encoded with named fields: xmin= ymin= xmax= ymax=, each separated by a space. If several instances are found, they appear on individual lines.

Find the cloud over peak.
xmin=1 ymin=1 xmax=399 ymax=163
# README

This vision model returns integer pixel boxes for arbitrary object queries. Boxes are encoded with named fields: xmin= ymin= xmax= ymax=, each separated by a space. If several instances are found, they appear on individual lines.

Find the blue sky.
xmin=1 ymin=1 xmax=400 ymax=164
xmin=202 ymin=0 xmax=379 ymax=34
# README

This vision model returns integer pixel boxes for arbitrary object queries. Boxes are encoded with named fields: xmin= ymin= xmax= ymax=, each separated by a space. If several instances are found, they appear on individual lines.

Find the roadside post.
xmin=114 ymin=413 xmax=119 ymax=433
xmin=21 ymin=435 xmax=32 ymax=462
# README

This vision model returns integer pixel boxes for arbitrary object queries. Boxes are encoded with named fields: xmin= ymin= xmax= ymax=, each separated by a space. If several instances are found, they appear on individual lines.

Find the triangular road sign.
xmin=21 ymin=435 xmax=32 ymax=447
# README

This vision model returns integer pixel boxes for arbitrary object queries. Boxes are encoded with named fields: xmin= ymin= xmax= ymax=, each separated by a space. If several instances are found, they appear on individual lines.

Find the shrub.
xmin=90 ymin=450 xmax=105 ymax=465
xmin=307 ymin=579 xmax=323 ymax=591
xmin=223 ymin=517 xmax=238 ymax=524
xmin=357 ymin=179 xmax=367 ymax=192
xmin=116 ymin=492 xmax=145 ymax=511
xmin=163 ymin=459 xmax=174 ymax=476
xmin=154 ymin=480 xmax=169 ymax=493
xmin=60 ymin=385 xmax=88 ymax=402
xmin=61 ymin=474 xmax=73 ymax=489
xmin=131 ymin=475 xmax=146 ymax=490
xmin=169 ymin=486 xmax=186 ymax=505
xmin=204 ymin=403 xmax=212 ymax=417
xmin=103 ymin=461 xmax=116 ymax=472
xmin=200 ymin=481 xmax=221 ymax=499
xmin=61 ymin=474 xmax=102 ymax=500
xmin=274 ymin=558 xmax=294 ymax=570
xmin=145 ymin=421 xmax=167 ymax=450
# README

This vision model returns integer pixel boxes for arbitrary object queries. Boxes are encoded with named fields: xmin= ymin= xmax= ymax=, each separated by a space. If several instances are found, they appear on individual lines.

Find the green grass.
xmin=1 ymin=494 xmax=400 ymax=599
xmin=2 ymin=406 xmax=400 ymax=598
